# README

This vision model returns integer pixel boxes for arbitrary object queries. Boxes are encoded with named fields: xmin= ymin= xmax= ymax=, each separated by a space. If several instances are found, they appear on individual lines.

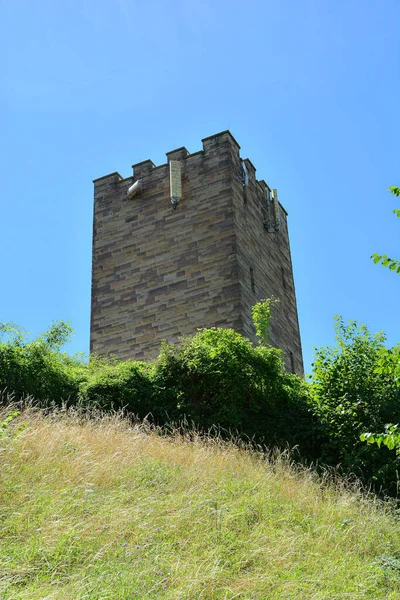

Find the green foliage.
xmin=7 ymin=309 xmax=400 ymax=497
xmin=309 ymin=317 xmax=400 ymax=494
xmin=0 ymin=411 xmax=26 ymax=439
xmin=389 ymin=186 xmax=400 ymax=198
xmin=251 ymin=297 xmax=279 ymax=346
xmin=361 ymin=425 xmax=400 ymax=454
xmin=371 ymin=186 xmax=400 ymax=273
xmin=3 ymin=310 xmax=400 ymax=496
xmin=0 ymin=314 xmax=316 ymax=454
xmin=0 ymin=321 xmax=84 ymax=405
xmin=39 ymin=321 xmax=73 ymax=351
xmin=152 ymin=328 xmax=316 ymax=452
xmin=371 ymin=253 xmax=400 ymax=273
xmin=79 ymin=358 xmax=155 ymax=414
xmin=0 ymin=322 xmax=27 ymax=346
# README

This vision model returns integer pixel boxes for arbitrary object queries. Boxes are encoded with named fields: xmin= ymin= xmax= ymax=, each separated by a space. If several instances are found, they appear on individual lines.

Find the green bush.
xmin=4 ymin=311 xmax=400 ymax=495
xmin=0 ymin=318 xmax=318 ymax=457
xmin=152 ymin=328 xmax=316 ymax=452
xmin=0 ymin=322 xmax=84 ymax=405
xmin=79 ymin=358 xmax=155 ymax=414
xmin=309 ymin=317 xmax=400 ymax=494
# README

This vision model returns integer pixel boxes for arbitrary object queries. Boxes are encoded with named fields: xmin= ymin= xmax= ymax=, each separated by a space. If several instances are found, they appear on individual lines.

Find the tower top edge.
xmin=93 ymin=171 xmax=123 ymax=184
xmin=201 ymin=130 xmax=241 ymax=150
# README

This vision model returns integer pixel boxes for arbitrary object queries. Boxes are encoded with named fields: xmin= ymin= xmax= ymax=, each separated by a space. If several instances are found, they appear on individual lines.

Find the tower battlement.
xmin=90 ymin=131 xmax=303 ymax=374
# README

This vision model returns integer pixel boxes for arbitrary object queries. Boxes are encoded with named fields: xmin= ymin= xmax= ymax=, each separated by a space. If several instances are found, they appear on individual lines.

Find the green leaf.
xmin=385 ymin=437 xmax=395 ymax=451
xmin=389 ymin=186 xmax=400 ymax=197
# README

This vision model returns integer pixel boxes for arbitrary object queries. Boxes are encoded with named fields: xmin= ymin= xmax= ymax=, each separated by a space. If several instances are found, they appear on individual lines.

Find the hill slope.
xmin=1 ymin=408 xmax=400 ymax=599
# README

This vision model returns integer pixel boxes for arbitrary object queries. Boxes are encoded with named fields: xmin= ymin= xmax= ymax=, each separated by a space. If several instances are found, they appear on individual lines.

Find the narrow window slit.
xmin=281 ymin=266 xmax=287 ymax=291
xmin=250 ymin=267 xmax=255 ymax=293
xmin=290 ymin=352 xmax=295 ymax=373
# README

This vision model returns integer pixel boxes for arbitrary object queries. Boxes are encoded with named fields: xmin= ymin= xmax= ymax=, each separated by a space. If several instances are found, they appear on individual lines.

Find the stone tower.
xmin=90 ymin=131 xmax=303 ymax=374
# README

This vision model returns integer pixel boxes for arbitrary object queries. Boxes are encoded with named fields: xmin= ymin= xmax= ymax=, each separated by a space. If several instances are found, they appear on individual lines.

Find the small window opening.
xmin=240 ymin=161 xmax=249 ymax=186
xmin=243 ymin=186 xmax=248 ymax=205
xmin=289 ymin=351 xmax=295 ymax=374
xmin=281 ymin=266 xmax=287 ymax=291
xmin=250 ymin=267 xmax=255 ymax=293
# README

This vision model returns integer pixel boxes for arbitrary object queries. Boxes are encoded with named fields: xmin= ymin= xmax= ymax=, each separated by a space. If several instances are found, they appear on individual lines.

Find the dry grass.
xmin=1 ymin=402 xmax=400 ymax=599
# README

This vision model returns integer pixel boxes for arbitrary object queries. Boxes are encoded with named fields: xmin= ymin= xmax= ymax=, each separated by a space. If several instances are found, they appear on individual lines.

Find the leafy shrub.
xmin=0 ymin=317 xmax=318 ymax=456
xmin=309 ymin=317 xmax=400 ymax=494
xmin=152 ymin=328 xmax=316 ymax=452
xmin=361 ymin=424 xmax=400 ymax=454
xmin=79 ymin=358 xmax=155 ymax=413
xmin=0 ymin=322 xmax=84 ymax=405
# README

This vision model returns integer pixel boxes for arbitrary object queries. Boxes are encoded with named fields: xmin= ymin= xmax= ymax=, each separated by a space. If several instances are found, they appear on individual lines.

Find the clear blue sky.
xmin=1 ymin=0 xmax=399 ymax=374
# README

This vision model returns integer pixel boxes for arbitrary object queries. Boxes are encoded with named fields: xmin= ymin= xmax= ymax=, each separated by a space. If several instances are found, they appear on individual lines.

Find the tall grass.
xmin=1 ymin=398 xmax=400 ymax=599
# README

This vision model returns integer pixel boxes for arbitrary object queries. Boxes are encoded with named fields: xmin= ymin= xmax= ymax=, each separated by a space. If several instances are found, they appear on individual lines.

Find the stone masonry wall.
xmin=230 ymin=154 xmax=304 ymax=374
xmin=90 ymin=131 xmax=304 ymax=374
xmin=91 ymin=132 xmax=242 ymax=361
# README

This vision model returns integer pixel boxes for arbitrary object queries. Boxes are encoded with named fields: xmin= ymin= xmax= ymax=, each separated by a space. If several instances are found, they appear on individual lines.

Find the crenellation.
xmin=131 ymin=159 xmax=156 ymax=178
xmin=242 ymin=158 xmax=257 ymax=179
xmin=93 ymin=171 xmax=123 ymax=184
xmin=202 ymin=130 xmax=241 ymax=153
xmin=166 ymin=147 xmax=190 ymax=161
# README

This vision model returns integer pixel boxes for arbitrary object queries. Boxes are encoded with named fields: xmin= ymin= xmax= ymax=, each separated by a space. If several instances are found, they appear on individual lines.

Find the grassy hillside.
xmin=1 ymin=406 xmax=400 ymax=599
